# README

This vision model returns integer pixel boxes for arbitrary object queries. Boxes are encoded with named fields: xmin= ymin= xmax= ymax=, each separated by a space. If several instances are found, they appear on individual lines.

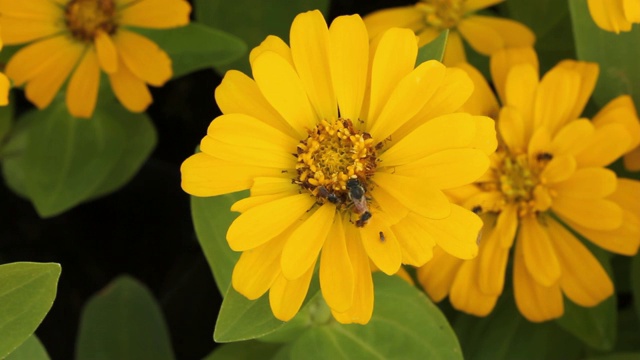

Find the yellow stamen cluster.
xmin=66 ymin=0 xmax=117 ymax=42
xmin=295 ymin=119 xmax=378 ymax=205
xmin=416 ymin=0 xmax=466 ymax=30
xmin=478 ymin=151 xmax=554 ymax=217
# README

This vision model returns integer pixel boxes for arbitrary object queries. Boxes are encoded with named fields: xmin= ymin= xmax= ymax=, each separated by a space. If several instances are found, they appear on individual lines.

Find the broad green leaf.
xmin=289 ymin=274 xmax=462 ymax=360
xmin=134 ymin=22 xmax=247 ymax=79
xmin=631 ymin=254 xmax=640 ymax=323
xmin=5 ymin=335 xmax=50 ymax=360
xmin=191 ymin=193 xmax=245 ymax=294
xmin=203 ymin=341 xmax=281 ymax=360
xmin=214 ymin=287 xmax=286 ymax=343
xmin=569 ymin=0 xmax=640 ymax=108
xmin=1 ymin=112 xmax=34 ymax=198
xmin=75 ymin=276 xmax=175 ymax=360
xmin=18 ymin=96 xmax=155 ymax=217
xmin=195 ymin=0 xmax=330 ymax=75
xmin=504 ymin=0 xmax=575 ymax=72
xmin=557 ymin=246 xmax=617 ymax=351
xmin=0 ymin=262 xmax=60 ymax=359
xmin=455 ymin=293 xmax=584 ymax=360
xmin=416 ymin=30 xmax=448 ymax=65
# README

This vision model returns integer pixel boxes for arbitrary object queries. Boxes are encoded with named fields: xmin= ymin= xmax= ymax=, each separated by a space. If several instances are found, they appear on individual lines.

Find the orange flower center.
xmin=66 ymin=0 xmax=117 ymax=42
xmin=417 ymin=0 xmax=466 ymax=30
xmin=295 ymin=119 xmax=379 ymax=222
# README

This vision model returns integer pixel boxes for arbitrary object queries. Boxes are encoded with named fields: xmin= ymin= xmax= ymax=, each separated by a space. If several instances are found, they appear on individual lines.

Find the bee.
xmin=379 ymin=231 xmax=386 ymax=242
xmin=536 ymin=152 xmax=553 ymax=162
xmin=355 ymin=211 xmax=372 ymax=227
xmin=347 ymin=177 xmax=371 ymax=227
xmin=316 ymin=185 xmax=340 ymax=205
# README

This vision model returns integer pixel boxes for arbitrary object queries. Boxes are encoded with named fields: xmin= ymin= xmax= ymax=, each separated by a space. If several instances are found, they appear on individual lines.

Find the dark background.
xmin=0 ymin=1 xmax=418 ymax=359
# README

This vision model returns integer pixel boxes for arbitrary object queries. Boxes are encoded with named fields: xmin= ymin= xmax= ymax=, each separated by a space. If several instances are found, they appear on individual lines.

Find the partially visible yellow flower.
xmin=0 ymin=26 xmax=9 ymax=106
xmin=587 ymin=0 xmax=640 ymax=33
xmin=363 ymin=0 xmax=535 ymax=65
xmin=181 ymin=10 xmax=497 ymax=324
xmin=419 ymin=47 xmax=640 ymax=322
xmin=0 ymin=0 xmax=191 ymax=118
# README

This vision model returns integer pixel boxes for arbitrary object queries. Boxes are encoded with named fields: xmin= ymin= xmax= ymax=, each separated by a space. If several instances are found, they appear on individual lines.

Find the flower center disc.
xmin=295 ymin=118 xmax=378 ymax=207
xmin=66 ymin=0 xmax=117 ymax=42
xmin=417 ymin=0 xmax=466 ymax=30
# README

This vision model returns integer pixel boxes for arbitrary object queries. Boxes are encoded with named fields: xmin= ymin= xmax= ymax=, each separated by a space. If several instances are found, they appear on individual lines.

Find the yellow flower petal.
xmin=0 ymin=17 xmax=64 ymax=45
xmin=232 ymin=235 xmax=286 ymax=300
xmin=231 ymin=193 xmax=294 ymax=214
xmin=624 ymin=0 xmax=640 ymax=22
xmin=381 ymin=113 xmax=476 ymax=167
xmin=392 ymin=148 xmax=490 ymax=190
xmin=252 ymin=51 xmax=317 ymax=134
xmin=281 ymin=203 xmax=335 ymax=280
xmin=290 ymin=10 xmax=337 ymax=121
xmin=610 ymin=178 xmax=640 ymax=215
xmin=227 ymin=194 xmax=315 ymax=251
xmin=419 ymin=204 xmax=481 ymax=260
xmin=393 ymin=67 xmax=474 ymax=139
xmin=478 ymin=228 xmax=510 ymax=295
xmin=66 ymin=48 xmax=100 ymax=118
xmin=108 ymin=58 xmax=153 ymax=112
xmin=548 ymin=220 xmax=613 ymax=307
xmin=574 ymin=123 xmax=632 ymax=167
xmin=450 ymin=259 xmax=499 ymax=316
xmin=552 ymin=198 xmax=623 ymax=231
xmin=491 ymin=47 xmax=538 ymax=105
xmin=417 ymin=247 xmax=462 ymax=302
xmin=468 ymin=115 xmax=498 ymax=156
xmin=320 ymin=216 xmax=354 ymax=312
xmin=25 ymin=43 xmax=84 ymax=110
xmin=359 ymin=214 xmax=402 ymax=275
xmin=552 ymin=168 xmax=617 ymax=199
xmin=495 ymin=204 xmax=518 ymax=247
xmin=557 ymin=60 xmax=599 ymax=122
xmin=6 ymin=36 xmax=76 ymax=86
xmin=180 ymin=153 xmax=286 ymax=197
xmin=550 ymin=119 xmax=595 ymax=157
xmin=587 ymin=0 xmax=631 ymax=33
xmin=0 ymin=0 xmax=62 ymax=20
xmin=119 ymin=0 xmax=191 ymax=28
xmin=458 ymin=62 xmax=500 ymax=118
xmin=94 ymin=30 xmax=118 ymax=74
xmin=0 ymin=73 xmax=9 ymax=106
xmin=249 ymin=35 xmax=294 ymax=68
xmin=363 ymin=6 xmax=424 ymax=40
xmin=498 ymin=106 xmax=527 ymax=153
xmin=269 ymin=261 xmax=315 ymax=321
xmin=369 ymin=60 xmax=446 ymax=141
xmin=392 ymin=213 xmax=436 ymax=266
xmin=251 ymin=177 xmax=298 ymax=196
xmin=442 ymin=30 xmax=467 ymax=66
xmin=215 ymin=70 xmax=298 ymax=139
xmin=625 ymin=147 xmax=640 ymax=171
xmin=373 ymin=172 xmax=451 ymax=219
xmin=533 ymin=66 xmax=582 ymax=136
xmin=329 ymin=14 xmax=368 ymax=122
xmin=566 ymin=211 xmax=640 ymax=256
xmin=464 ymin=0 xmax=504 ymax=13
xmin=114 ymin=30 xmax=172 ymax=86
xmin=331 ymin=224 xmax=373 ymax=324
xmin=463 ymin=15 xmax=535 ymax=54
xmin=199 ymin=113 xmax=298 ymax=169
xmin=370 ymin=186 xmax=409 ymax=225
xmin=513 ymin=239 xmax=564 ymax=322
xmin=367 ymin=28 xmax=417 ymax=130
xmin=540 ymin=155 xmax=576 ymax=184
xmin=457 ymin=16 xmax=505 ymax=56
xmin=520 ymin=216 xmax=561 ymax=286
xmin=592 ymin=95 xmax=640 ymax=152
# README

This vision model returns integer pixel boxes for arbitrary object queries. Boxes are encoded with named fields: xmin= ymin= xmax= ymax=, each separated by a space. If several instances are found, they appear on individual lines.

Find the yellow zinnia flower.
xmin=181 ymin=10 xmax=497 ymax=324
xmin=0 ymin=0 xmax=191 ymax=118
xmin=363 ymin=0 xmax=535 ymax=65
xmin=419 ymin=47 xmax=640 ymax=322
xmin=587 ymin=0 xmax=640 ymax=33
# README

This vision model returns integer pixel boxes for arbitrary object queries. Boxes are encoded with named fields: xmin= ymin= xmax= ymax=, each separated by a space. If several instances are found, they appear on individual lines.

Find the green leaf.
xmin=17 ymin=96 xmax=156 ymax=217
xmin=214 ymin=287 xmax=286 ymax=343
xmin=289 ymin=274 xmax=462 ymax=359
xmin=75 ymin=276 xmax=175 ymax=360
xmin=203 ymin=341 xmax=282 ymax=360
xmin=416 ymin=29 xmax=449 ymax=65
xmin=454 ymin=293 xmax=584 ymax=360
xmin=586 ymin=353 xmax=640 ymax=360
xmin=557 ymin=247 xmax=617 ymax=351
xmin=631 ymin=254 xmax=640 ymax=323
xmin=194 ymin=0 xmax=330 ymax=75
xmin=190 ymin=193 xmax=245 ymax=294
xmin=134 ymin=22 xmax=247 ymax=79
xmin=0 ymin=262 xmax=60 ymax=359
xmin=1 ymin=111 xmax=34 ymax=199
xmin=5 ymin=335 xmax=50 ymax=360
xmin=0 ymin=97 xmax=14 ymax=144
xmin=504 ymin=0 xmax=576 ymax=73
xmin=569 ymin=0 xmax=640 ymax=107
